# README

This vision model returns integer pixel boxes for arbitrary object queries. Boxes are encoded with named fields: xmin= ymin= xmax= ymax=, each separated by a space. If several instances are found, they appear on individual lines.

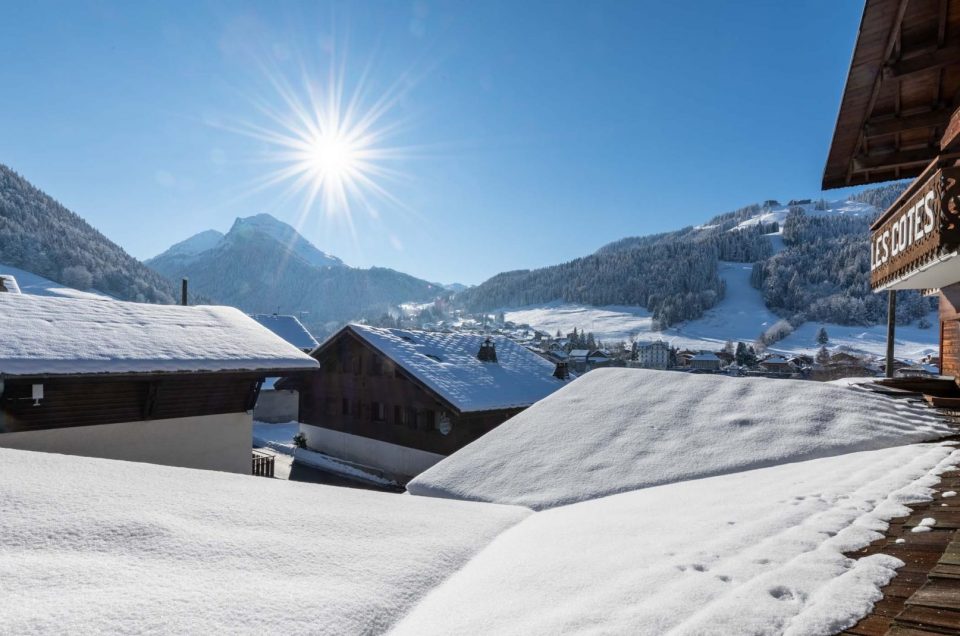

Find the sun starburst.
xmin=225 ymin=48 xmax=421 ymax=237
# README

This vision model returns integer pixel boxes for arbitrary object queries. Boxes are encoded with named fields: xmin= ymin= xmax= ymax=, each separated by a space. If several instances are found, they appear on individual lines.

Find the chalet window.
xmin=403 ymin=407 xmax=417 ymax=429
xmin=370 ymin=355 xmax=383 ymax=376
xmin=353 ymin=355 xmax=362 ymax=375
xmin=393 ymin=405 xmax=402 ymax=425
xmin=371 ymin=401 xmax=385 ymax=422
xmin=341 ymin=398 xmax=349 ymax=416
xmin=352 ymin=399 xmax=361 ymax=418
xmin=420 ymin=409 xmax=436 ymax=431
xmin=340 ymin=355 xmax=350 ymax=374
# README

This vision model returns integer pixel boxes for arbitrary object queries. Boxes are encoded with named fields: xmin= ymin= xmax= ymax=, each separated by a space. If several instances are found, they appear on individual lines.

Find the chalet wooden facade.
xmin=825 ymin=7 xmax=960 ymax=631
xmin=823 ymin=0 xmax=960 ymax=378
xmin=0 ymin=287 xmax=317 ymax=473
xmin=292 ymin=324 xmax=570 ymax=479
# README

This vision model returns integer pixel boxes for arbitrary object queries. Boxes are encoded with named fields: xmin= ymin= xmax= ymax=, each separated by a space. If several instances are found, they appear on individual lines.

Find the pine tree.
xmin=816 ymin=346 xmax=830 ymax=364
xmin=816 ymin=327 xmax=829 ymax=345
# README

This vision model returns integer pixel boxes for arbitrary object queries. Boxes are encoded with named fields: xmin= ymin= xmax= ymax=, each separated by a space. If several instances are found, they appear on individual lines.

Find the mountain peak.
xmin=228 ymin=213 xmax=344 ymax=269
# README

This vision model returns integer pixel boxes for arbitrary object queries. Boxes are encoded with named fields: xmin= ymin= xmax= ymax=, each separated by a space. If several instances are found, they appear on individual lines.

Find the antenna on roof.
xmin=181 ymin=278 xmax=188 ymax=306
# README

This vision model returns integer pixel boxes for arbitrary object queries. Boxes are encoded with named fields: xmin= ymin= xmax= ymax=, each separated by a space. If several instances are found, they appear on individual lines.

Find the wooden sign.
xmin=870 ymin=167 xmax=960 ymax=290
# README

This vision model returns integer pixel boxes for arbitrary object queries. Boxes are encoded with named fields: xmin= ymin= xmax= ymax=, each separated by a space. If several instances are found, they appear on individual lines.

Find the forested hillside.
xmin=459 ymin=184 xmax=929 ymax=329
xmin=459 ymin=214 xmax=777 ymax=327
xmin=0 ymin=164 xmax=177 ymax=303
xmin=750 ymin=201 xmax=933 ymax=326
xmin=146 ymin=215 xmax=440 ymax=335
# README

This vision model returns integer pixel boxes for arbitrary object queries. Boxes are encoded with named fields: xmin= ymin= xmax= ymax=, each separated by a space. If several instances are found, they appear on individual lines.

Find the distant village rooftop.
xmin=327 ymin=324 xmax=566 ymax=413
xmin=0 ymin=292 xmax=318 ymax=377
xmin=249 ymin=313 xmax=319 ymax=352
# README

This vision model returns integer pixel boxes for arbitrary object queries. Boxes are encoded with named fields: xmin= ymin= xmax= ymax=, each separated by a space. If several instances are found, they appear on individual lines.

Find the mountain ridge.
xmin=145 ymin=213 xmax=442 ymax=335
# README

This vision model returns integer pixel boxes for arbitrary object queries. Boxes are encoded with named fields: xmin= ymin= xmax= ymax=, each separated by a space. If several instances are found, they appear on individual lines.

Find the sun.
xmin=225 ymin=50 xmax=419 ymax=233
xmin=305 ymin=133 xmax=357 ymax=180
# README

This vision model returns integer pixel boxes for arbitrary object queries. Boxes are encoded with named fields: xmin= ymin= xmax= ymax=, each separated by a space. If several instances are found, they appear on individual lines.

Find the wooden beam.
xmin=941 ymin=106 xmax=960 ymax=150
xmin=884 ymin=43 xmax=960 ymax=80
xmin=853 ymin=147 xmax=940 ymax=172
xmin=866 ymin=108 xmax=950 ymax=137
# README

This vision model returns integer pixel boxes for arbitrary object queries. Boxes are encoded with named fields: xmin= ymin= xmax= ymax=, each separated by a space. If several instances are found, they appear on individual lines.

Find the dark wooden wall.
xmin=1 ymin=373 xmax=260 ymax=433
xmin=299 ymin=334 xmax=523 ymax=455
xmin=940 ymin=283 xmax=960 ymax=379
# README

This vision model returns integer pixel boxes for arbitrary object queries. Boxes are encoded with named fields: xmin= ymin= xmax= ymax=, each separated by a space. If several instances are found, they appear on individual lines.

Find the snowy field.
xmin=0 ymin=447 xmax=528 ymax=635
xmin=408 ymin=369 xmax=955 ymax=509
xmin=503 ymin=261 xmax=937 ymax=360
xmin=398 ymin=443 xmax=960 ymax=635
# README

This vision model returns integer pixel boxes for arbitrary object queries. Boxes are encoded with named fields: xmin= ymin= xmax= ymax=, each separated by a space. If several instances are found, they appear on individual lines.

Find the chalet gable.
xmin=312 ymin=324 xmax=568 ymax=414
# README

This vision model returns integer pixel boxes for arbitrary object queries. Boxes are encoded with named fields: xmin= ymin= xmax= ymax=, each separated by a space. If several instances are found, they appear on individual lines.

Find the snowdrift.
xmin=407 ymin=368 xmax=955 ymax=510
xmin=395 ymin=444 xmax=960 ymax=635
xmin=0 ymin=448 xmax=528 ymax=635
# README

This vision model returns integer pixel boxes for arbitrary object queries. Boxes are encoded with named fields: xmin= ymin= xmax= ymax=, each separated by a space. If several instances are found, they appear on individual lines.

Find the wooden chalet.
xmin=290 ymin=324 xmax=571 ymax=480
xmin=0 ymin=286 xmax=317 ymax=473
xmin=825 ymin=3 xmax=960 ymax=633
xmin=823 ymin=0 xmax=960 ymax=378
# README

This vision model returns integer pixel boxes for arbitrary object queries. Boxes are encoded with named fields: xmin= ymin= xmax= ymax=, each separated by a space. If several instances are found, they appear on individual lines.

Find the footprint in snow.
xmin=769 ymin=586 xmax=798 ymax=602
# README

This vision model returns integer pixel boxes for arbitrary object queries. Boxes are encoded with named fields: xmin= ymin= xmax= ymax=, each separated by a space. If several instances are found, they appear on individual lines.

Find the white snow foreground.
xmin=0 ymin=448 xmax=529 ymax=635
xmin=407 ymin=368 xmax=955 ymax=510
xmin=394 ymin=444 xmax=960 ymax=636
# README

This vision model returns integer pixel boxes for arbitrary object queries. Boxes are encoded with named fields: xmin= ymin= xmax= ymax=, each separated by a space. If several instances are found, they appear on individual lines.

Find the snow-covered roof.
xmin=397 ymin=443 xmax=960 ymax=635
xmin=568 ymin=349 xmax=590 ymax=357
xmin=0 ymin=274 xmax=21 ymax=294
xmin=250 ymin=314 xmax=319 ymax=351
xmin=335 ymin=324 xmax=568 ymax=412
xmin=407 ymin=369 xmax=955 ymax=510
xmin=0 ymin=447 xmax=527 ymax=634
xmin=690 ymin=352 xmax=720 ymax=361
xmin=5 ymin=368 xmax=960 ymax=633
xmin=0 ymin=293 xmax=319 ymax=376
xmin=763 ymin=354 xmax=791 ymax=364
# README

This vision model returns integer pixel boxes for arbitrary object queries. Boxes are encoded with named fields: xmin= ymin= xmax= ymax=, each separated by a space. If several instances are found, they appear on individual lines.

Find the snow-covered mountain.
xmin=461 ymin=184 xmax=937 ymax=357
xmin=147 ymin=214 xmax=343 ymax=271
xmin=145 ymin=213 xmax=441 ymax=336
xmin=227 ymin=214 xmax=344 ymax=269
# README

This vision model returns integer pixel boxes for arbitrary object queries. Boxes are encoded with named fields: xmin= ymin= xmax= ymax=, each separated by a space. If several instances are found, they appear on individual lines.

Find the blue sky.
xmin=0 ymin=1 xmax=866 ymax=285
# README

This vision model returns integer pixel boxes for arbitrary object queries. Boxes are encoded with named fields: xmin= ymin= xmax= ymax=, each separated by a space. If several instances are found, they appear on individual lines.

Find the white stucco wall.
xmin=0 ymin=413 xmax=252 ymax=474
xmin=254 ymin=389 xmax=299 ymax=423
xmin=300 ymin=424 xmax=445 ymax=479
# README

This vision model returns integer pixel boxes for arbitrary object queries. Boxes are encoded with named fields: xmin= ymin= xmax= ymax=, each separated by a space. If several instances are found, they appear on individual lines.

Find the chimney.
xmin=181 ymin=278 xmax=188 ymax=306
xmin=0 ymin=275 xmax=21 ymax=294
xmin=553 ymin=361 xmax=569 ymax=380
xmin=477 ymin=337 xmax=498 ymax=363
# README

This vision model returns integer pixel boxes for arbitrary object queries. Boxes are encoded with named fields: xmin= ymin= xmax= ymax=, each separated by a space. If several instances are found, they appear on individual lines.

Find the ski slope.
xmin=504 ymin=260 xmax=937 ymax=360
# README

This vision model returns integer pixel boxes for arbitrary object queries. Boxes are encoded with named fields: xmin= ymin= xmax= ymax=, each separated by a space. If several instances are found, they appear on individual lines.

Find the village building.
xmin=568 ymin=348 xmax=611 ymax=373
xmin=823 ymin=2 xmax=960 ymax=632
xmin=635 ymin=340 xmax=670 ymax=369
xmin=249 ymin=313 xmax=319 ymax=352
xmin=688 ymin=352 xmax=722 ymax=372
xmin=249 ymin=313 xmax=319 ymax=423
xmin=0 ymin=285 xmax=318 ymax=473
xmin=759 ymin=354 xmax=793 ymax=375
xmin=291 ymin=324 xmax=571 ymax=480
